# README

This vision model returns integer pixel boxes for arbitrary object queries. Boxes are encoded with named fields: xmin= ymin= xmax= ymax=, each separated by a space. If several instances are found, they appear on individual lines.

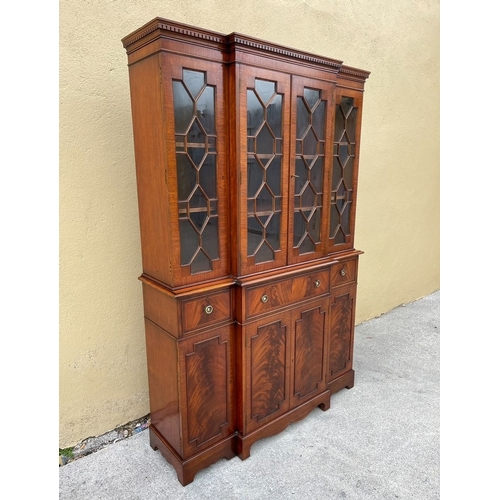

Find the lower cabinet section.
xmin=144 ymin=319 xmax=236 ymax=485
xmin=142 ymin=274 xmax=358 ymax=485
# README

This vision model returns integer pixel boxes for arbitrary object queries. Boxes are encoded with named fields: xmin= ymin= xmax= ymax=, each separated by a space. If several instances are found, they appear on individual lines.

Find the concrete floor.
xmin=59 ymin=291 xmax=439 ymax=499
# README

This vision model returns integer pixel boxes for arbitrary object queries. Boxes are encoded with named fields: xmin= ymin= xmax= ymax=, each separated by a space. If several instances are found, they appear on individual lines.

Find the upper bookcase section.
xmin=121 ymin=17 xmax=370 ymax=85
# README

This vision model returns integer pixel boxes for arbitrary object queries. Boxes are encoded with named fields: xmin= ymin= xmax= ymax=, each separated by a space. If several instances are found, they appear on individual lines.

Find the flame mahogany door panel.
xmin=243 ymin=297 xmax=330 ymax=433
xmin=290 ymin=298 xmax=329 ymax=409
xmin=243 ymin=311 xmax=292 ymax=434
xmin=178 ymin=325 xmax=235 ymax=457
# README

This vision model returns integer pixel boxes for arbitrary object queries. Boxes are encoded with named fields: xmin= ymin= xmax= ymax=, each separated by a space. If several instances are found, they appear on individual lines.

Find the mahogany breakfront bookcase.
xmin=122 ymin=18 xmax=369 ymax=485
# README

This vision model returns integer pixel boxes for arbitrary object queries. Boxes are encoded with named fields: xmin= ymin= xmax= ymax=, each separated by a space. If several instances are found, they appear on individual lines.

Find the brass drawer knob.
xmin=340 ymin=268 xmax=346 ymax=277
xmin=314 ymin=279 xmax=321 ymax=288
xmin=204 ymin=305 xmax=214 ymax=315
xmin=261 ymin=294 xmax=269 ymax=303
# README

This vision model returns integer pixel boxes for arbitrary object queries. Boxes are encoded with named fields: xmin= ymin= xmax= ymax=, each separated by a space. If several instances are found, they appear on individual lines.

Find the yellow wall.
xmin=60 ymin=0 xmax=439 ymax=447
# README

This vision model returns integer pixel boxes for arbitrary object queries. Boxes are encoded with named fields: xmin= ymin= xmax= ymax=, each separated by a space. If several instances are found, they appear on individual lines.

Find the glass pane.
xmin=248 ymin=216 xmax=263 ymax=255
xmin=303 ymin=128 xmax=318 ymax=157
xmin=304 ymin=88 xmax=320 ymax=109
xmin=203 ymin=217 xmax=219 ymax=259
xmin=268 ymin=95 xmax=282 ymax=138
xmin=209 ymin=200 xmax=218 ymax=216
xmin=255 ymin=185 xmax=273 ymax=213
xmin=334 ymin=106 xmax=344 ymax=142
xmin=341 ymin=202 xmax=351 ymax=235
xmin=247 ymin=90 xmax=264 ymax=135
xmin=330 ymin=205 xmax=340 ymax=239
xmin=187 ymin=120 xmax=206 ymax=147
xmin=176 ymin=69 xmax=220 ymax=274
xmin=336 ymin=183 xmax=346 ymax=211
xmin=255 ymin=79 xmax=275 ymax=105
xmin=309 ymin=208 xmax=321 ymax=241
xmin=256 ymin=211 xmax=271 ymax=228
xmin=310 ymin=157 xmax=324 ymax=192
xmin=267 ymin=157 xmax=281 ymax=196
xmin=256 ymin=125 xmax=275 ymax=155
xmin=176 ymin=154 xmax=197 ymax=201
xmin=191 ymin=250 xmax=211 ymax=273
xmin=312 ymin=101 xmax=326 ymax=140
xmin=343 ymin=156 xmax=354 ymax=189
xmin=247 ymin=136 xmax=255 ymax=153
xmin=189 ymin=187 xmax=208 ymax=211
xmin=247 ymin=78 xmax=282 ymax=264
xmin=339 ymin=142 xmax=349 ymax=167
xmin=190 ymin=210 xmax=208 ymax=232
xmin=301 ymin=184 xmax=316 ymax=209
xmin=199 ymin=155 xmax=216 ymax=199
xmin=248 ymin=157 xmax=264 ymax=198
xmin=333 ymin=157 xmax=342 ymax=191
xmin=173 ymin=81 xmax=193 ymax=134
xmin=299 ymin=236 xmax=315 ymax=254
xmin=294 ymin=211 xmax=306 ymax=247
xmin=183 ymin=69 xmax=205 ymax=99
xmin=296 ymin=98 xmax=309 ymax=139
xmin=334 ymin=229 xmax=345 ymax=245
xmin=295 ymin=158 xmax=308 ymax=194
xmin=346 ymin=107 xmax=357 ymax=143
xmin=255 ymin=242 xmax=274 ymax=263
xmin=341 ymin=97 xmax=354 ymax=118
xmin=179 ymin=219 xmax=199 ymax=265
xmin=197 ymin=86 xmax=215 ymax=135
xmin=267 ymin=214 xmax=281 ymax=250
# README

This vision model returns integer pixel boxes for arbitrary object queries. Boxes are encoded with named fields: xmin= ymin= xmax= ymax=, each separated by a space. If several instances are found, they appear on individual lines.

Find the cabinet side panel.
xmin=142 ymin=283 xmax=180 ymax=337
xmin=128 ymin=55 xmax=172 ymax=284
xmin=144 ymin=319 xmax=181 ymax=455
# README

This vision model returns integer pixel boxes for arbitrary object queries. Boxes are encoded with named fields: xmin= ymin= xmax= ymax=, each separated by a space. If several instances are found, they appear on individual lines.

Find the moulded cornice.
xmin=339 ymin=65 xmax=371 ymax=81
xmin=227 ymin=33 xmax=343 ymax=71
xmin=121 ymin=17 xmax=226 ymax=49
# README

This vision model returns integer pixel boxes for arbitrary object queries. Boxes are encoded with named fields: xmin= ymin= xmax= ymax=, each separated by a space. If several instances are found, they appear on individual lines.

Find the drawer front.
xmin=182 ymin=289 xmax=232 ymax=333
xmin=331 ymin=258 xmax=357 ymax=288
xmin=246 ymin=268 xmax=330 ymax=318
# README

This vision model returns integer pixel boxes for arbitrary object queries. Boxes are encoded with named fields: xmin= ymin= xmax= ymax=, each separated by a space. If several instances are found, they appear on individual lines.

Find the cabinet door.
xmin=290 ymin=298 xmax=329 ymax=408
xmin=164 ymin=55 xmax=229 ymax=285
xmin=328 ymin=284 xmax=357 ymax=382
xmin=288 ymin=77 xmax=335 ymax=264
xmin=239 ymin=67 xmax=291 ymax=275
xmin=243 ymin=311 xmax=291 ymax=433
xmin=178 ymin=325 xmax=234 ymax=458
xmin=327 ymin=89 xmax=364 ymax=253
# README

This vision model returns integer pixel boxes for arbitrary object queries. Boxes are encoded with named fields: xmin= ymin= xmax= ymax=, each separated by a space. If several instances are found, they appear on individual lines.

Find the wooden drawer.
xmin=182 ymin=289 xmax=232 ymax=333
xmin=246 ymin=268 xmax=330 ymax=318
xmin=331 ymin=258 xmax=357 ymax=288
